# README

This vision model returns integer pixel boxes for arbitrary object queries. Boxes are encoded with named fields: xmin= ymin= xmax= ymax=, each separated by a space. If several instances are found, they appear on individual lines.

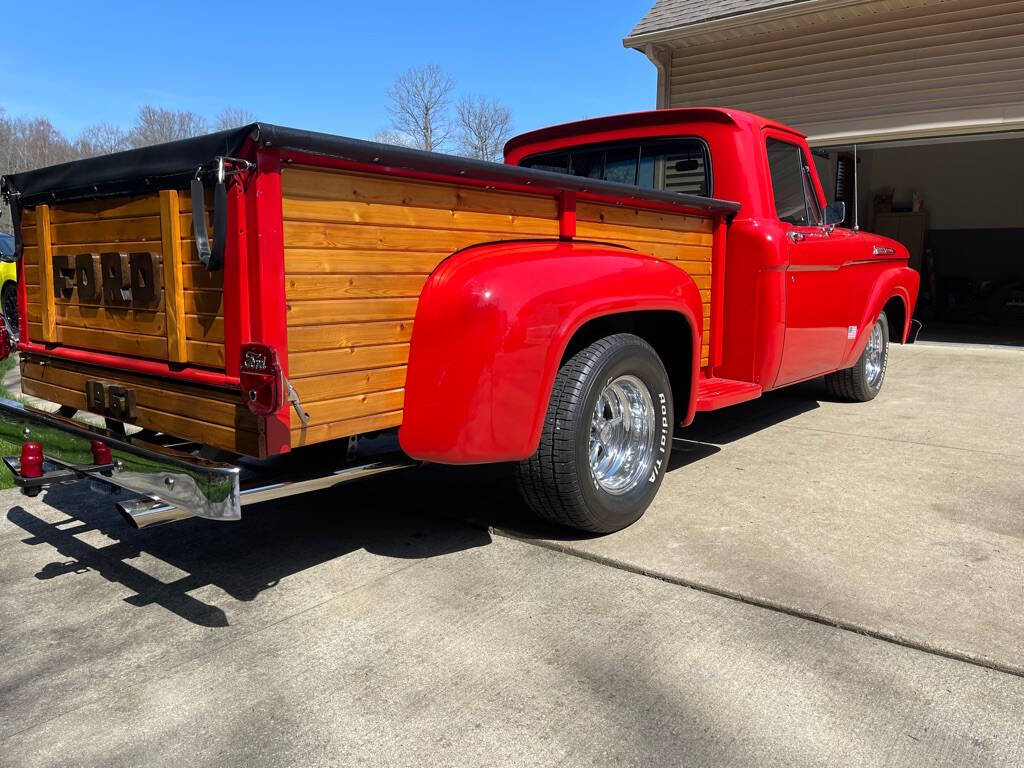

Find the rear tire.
xmin=824 ymin=312 xmax=889 ymax=402
xmin=516 ymin=333 xmax=674 ymax=533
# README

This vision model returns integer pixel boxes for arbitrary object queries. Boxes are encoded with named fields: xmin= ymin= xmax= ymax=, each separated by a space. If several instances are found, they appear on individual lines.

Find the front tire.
xmin=517 ymin=333 xmax=674 ymax=533
xmin=824 ymin=312 xmax=889 ymax=402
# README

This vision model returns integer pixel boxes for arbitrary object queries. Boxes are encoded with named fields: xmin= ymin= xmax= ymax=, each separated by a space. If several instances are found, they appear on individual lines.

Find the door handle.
xmin=787 ymin=231 xmax=805 ymax=243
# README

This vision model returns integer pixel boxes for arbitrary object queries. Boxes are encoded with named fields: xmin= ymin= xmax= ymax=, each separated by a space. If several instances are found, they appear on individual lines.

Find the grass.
xmin=0 ymin=354 xmax=17 ymax=400
xmin=0 ymin=353 xmax=234 ymax=501
xmin=0 ymin=354 xmax=19 ymax=488
xmin=0 ymin=353 xmax=96 ymax=490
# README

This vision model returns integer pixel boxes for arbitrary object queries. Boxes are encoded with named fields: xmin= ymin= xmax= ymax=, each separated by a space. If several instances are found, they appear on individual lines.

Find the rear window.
xmin=520 ymin=138 xmax=712 ymax=197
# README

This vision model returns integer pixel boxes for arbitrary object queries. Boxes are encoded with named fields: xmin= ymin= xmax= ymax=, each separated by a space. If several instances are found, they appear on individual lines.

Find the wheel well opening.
xmin=882 ymin=296 xmax=906 ymax=343
xmin=561 ymin=311 xmax=693 ymax=416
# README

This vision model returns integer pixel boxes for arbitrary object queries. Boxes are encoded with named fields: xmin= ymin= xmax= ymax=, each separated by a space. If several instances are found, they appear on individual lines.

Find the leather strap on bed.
xmin=190 ymin=177 xmax=226 ymax=272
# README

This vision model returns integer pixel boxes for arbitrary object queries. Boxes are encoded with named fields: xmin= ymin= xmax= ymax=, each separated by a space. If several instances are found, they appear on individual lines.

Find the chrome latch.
xmin=194 ymin=156 xmax=254 ymax=182
xmin=284 ymin=377 xmax=310 ymax=425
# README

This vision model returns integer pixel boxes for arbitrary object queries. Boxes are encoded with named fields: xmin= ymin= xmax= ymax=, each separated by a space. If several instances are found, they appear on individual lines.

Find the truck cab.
xmin=504 ymin=108 xmax=919 ymax=398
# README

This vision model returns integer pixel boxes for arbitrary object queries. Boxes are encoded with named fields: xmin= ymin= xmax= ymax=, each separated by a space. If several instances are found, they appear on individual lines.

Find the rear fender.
xmin=399 ymin=240 xmax=703 ymax=464
xmin=842 ymin=265 xmax=920 ymax=367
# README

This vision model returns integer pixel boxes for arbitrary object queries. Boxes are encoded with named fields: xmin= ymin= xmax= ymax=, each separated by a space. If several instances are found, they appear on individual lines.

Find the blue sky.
xmin=2 ymin=1 xmax=658 ymax=141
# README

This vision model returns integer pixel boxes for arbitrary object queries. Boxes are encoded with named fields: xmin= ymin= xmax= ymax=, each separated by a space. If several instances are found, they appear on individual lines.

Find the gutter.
xmin=641 ymin=44 xmax=672 ymax=109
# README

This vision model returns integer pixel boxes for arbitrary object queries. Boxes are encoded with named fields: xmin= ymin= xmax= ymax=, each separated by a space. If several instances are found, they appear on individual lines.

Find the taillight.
xmin=239 ymin=343 xmax=284 ymax=417
xmin=0 ymin=322 xmax=10 ymax=362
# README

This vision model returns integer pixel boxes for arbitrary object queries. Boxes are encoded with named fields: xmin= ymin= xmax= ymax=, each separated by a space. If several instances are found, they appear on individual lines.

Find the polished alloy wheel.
xmin=589 ymin=375 xmax=656 ymax=495
xmin=864 ymin=319 xmax=885 ymax=389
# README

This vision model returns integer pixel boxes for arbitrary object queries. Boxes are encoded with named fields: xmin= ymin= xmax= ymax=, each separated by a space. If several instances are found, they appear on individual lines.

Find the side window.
xmin=766 ymin=138 xmax=821 ymax=226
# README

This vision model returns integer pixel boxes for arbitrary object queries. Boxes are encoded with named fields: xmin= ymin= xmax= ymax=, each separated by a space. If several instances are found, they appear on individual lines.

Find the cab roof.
xmin=504 ymin=107 xmax=805 ymax=157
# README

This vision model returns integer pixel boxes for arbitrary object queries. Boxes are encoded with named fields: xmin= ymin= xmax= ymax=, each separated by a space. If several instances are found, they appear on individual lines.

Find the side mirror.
xmin=824 ymin=201 xmax=846 ymax=226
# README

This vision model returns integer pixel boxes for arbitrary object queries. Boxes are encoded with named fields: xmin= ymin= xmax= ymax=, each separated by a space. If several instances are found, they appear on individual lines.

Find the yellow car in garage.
xmin=0 ymin=232 xmax=17 ymax=341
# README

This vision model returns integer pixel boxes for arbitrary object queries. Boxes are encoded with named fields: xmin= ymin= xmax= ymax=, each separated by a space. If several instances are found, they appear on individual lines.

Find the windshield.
xmin=0 ymin=232 xmax=14 ymax=259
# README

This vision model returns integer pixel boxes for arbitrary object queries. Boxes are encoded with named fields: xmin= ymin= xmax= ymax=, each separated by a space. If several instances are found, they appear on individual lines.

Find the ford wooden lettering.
xmin=0 ymin=109 xmax=919 ymax=533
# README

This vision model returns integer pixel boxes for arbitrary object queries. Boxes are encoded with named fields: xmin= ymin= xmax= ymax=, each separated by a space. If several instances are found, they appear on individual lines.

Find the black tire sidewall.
xmin=2 ymin=282 xmax=18 ymax=341
xmin=573 ymin=339 xmax=674 ymax=531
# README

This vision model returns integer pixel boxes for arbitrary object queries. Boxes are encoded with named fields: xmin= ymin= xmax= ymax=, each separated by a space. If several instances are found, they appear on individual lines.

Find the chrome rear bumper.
xmin=0 ymin=398 xmax=241 ymax=521
xmin=0 ymin=398 xmax=417 ymax=528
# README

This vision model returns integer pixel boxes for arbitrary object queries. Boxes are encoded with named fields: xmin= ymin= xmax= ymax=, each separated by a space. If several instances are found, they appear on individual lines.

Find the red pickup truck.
xmin=0 ymin=108 xmax=919 ymax=533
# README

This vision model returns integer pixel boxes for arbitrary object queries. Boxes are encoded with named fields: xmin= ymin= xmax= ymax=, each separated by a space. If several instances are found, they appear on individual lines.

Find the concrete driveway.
xmin=480 ymin=342 xmax=1024 ymax=674
xmin=1 ymin=343 xmax=1023 ymax=767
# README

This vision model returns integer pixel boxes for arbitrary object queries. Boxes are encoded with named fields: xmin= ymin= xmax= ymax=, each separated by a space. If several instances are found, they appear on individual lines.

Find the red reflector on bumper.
xmin=20 ymin=442 xmax=43 ymax=478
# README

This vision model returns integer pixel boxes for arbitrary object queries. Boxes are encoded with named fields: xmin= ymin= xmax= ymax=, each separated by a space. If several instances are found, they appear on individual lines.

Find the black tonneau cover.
xmin=1 ymin=122 xmax=740 ymax=217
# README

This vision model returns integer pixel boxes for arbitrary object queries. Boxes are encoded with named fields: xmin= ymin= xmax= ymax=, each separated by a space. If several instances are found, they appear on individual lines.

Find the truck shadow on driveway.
xmin=421 ymin=385 xmax=823 ymax=540
xmin=6 ymin=478 xmax=491 ymax=628
xmin=3 ymin=386 xmax=821 ymax=627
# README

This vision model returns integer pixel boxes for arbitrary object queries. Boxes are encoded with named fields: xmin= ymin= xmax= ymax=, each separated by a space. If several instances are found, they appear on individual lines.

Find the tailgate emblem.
xmin=51 ymin=251 xmax=163 ymax=308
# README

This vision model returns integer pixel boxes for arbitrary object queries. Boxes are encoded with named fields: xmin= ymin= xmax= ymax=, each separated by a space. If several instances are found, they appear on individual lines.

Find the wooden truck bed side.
xmin=280 ymin=164 xmax=715 ymax=448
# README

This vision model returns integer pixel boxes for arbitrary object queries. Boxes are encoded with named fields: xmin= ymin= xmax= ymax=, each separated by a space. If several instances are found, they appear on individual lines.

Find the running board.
xmin=695 ymin=377 xmax=762 ymax=411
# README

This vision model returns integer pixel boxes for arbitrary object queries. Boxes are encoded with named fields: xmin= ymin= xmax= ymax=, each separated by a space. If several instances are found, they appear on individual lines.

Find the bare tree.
xmin=455 ymin=95 xmax=513 ymax=162
xmin=371 ymin=128 xmax=416 ymax=148
xmin=12 ymin=117 xmax=77 ymax=170
xmin=0 ymin=112 xmax=77 ymax=230
xmin=215 ymin=107 xmax=257 ymax=131
xmin=0 ymin=110 xmax=17 ymax=232
xmin=0 ymin=103 xmax=261 ymax=232
xmin=74 ymin=122 xmax=131 ymax=157
xmin=0 ymin=109 xmax=16 ymax=176
xmin=128 ymin=105 xmax=208 ymax=148
xmin=385 ymin=64 xmax=454 ymax=152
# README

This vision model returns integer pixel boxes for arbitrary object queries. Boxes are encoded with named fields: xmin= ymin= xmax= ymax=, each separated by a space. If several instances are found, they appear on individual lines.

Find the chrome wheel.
xmin=864 ymin=319 xmax=885 ymax=390
xmin=589 ymin=375 xmax=656 ymax=495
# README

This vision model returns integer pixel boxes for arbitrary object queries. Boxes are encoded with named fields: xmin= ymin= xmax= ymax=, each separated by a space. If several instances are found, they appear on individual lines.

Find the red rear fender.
xmin=399 ymin=241 xmax=704 ymax=464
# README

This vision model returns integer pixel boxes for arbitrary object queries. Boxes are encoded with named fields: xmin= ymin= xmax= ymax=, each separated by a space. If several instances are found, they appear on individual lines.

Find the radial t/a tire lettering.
xmin=516 ymin=333 xmax=674 ymax=533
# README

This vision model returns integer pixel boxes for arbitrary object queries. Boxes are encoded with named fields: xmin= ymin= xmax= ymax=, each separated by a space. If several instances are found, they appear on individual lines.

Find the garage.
xmin=813 ymin=133 xmax=1024 ymax=343
xmin=626 ymin=0 xmax=1024 ymax=344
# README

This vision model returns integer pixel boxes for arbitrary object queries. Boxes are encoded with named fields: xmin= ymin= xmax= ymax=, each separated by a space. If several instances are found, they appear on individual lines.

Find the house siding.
xmin=650 ymin=0 xmax=1024 ymax=143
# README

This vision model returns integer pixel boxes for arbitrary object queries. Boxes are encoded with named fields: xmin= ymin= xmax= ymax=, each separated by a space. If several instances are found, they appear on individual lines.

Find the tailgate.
xmin=13 ymin=190 xmax=262 ymax=457
xmin=19 ymin=189 xmax=224 ymax=368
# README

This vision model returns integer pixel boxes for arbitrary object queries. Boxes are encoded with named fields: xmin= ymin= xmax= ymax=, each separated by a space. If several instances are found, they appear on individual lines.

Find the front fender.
xmin=842 ymin=264 xmax=920 ymax=368
xmin=399 ymin=240 xmax=703 ymax=464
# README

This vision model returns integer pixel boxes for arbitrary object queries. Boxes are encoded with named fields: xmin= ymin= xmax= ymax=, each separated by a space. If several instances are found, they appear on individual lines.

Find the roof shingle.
xmin=627 ymin=0 xmax=813 ymax=38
